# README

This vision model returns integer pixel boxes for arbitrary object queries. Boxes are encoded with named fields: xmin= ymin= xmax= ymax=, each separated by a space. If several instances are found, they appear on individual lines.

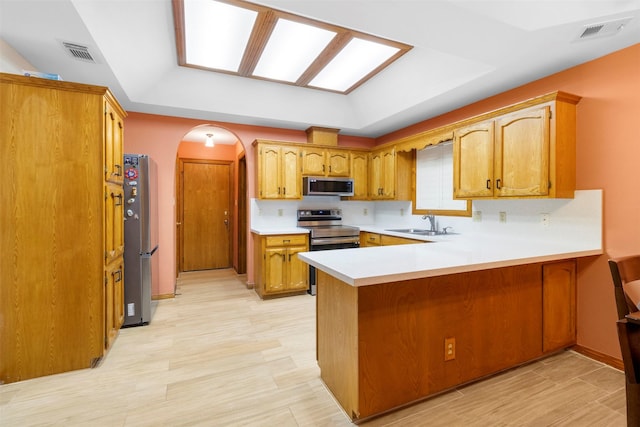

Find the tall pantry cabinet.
xmin=0 ymin=73 xmax=126 ymax=383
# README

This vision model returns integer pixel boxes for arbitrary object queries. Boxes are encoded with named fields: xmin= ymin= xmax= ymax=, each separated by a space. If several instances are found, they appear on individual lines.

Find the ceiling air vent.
xmin=576 ymin=17 xmax=633 ymax=41
xmin=62 ymin=41 xmax=96 ymax=63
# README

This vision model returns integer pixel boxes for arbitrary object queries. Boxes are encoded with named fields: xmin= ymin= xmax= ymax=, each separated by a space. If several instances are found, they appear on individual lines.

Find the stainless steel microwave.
xmin=303 ymin=176 xmax=354 ymax=196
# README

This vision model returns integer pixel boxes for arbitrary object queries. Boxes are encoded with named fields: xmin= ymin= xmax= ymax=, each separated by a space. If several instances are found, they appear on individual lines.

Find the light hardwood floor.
xmin=0 ymin=269 xmax=628 ymax=426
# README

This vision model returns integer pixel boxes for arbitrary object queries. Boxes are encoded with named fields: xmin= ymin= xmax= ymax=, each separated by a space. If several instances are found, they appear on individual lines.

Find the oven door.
xmin=308 ymin=239 xmax=359 ymax=295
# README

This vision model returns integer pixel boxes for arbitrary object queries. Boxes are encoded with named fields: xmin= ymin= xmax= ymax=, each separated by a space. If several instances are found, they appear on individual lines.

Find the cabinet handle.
xmin=283 ymin=239 xmax=290 ymax=243
xmin=486 ymin=179 xmax=491 ymax=190
xmin=114 ymin=194 xmax=123 ymax=206
xmin=329 ymin=165 xmax=331 ymax=173
xmin=278 ymin=187 xmax=281 ymax=195
xmin=113 ymin=269 xmax=122 ymax=282
xmin=283 ymin=187 xmax=286 ymax=195
xmin=496 ymin=179 xmax=501 ymax=189
xmin=322 ymin=165 xmax=325 ymax=172
xmin=114 ymin=164 xmax=122 ymax=176
xmin=288 ymin=254 xmax=292 ymax=262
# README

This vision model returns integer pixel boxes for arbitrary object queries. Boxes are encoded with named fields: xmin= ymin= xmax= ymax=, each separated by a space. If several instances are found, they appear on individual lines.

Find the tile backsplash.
xmin=251 ymin=189 xmax=602 ymax=249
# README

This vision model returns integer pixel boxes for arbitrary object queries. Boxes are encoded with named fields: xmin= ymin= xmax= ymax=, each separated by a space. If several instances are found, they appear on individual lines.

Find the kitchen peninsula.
xmin=298 ymin=234 xmax=601 ymax=422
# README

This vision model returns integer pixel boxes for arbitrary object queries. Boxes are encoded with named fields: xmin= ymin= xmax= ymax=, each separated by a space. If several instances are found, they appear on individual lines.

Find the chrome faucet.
xmin=422 ymin=214 xmax=436 ymax=232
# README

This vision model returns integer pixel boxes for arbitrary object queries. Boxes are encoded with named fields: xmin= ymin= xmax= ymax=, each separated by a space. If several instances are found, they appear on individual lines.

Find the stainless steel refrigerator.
xmin=123 ymin=154 xmax=159 ymax=327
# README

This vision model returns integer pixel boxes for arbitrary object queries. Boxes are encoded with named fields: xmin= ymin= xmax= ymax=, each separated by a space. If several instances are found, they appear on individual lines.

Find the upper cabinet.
xmin=301 ymin=147 xmax=350 ymax=177
xmin=255 ymin=141 xmax=302 ymax=200
xmin=346 ymin=150 xmax=369 ymax=200
xmin=453 ymin=92 xmax=580 ymax=199
xmin=369 ymin=147 xmax=412 ymax=200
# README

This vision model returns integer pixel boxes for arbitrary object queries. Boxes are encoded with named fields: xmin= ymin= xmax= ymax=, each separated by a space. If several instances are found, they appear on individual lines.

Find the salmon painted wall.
xmin=123 ymin=113 xmax=374 ymax=297
xmin=379 ymin=44 xmax=640 ymax=359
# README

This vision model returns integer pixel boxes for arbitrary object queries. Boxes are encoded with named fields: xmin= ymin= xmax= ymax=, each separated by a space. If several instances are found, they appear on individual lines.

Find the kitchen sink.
xmin=385 ymin=228 xmax=457 ymax=236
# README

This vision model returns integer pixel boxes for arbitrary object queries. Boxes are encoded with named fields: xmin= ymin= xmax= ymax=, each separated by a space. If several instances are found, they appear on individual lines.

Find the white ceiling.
xmin=1 ymin=0 xmax=639 ymax=138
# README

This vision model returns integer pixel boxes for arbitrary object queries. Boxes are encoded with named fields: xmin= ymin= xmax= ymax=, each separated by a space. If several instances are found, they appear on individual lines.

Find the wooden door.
xmin=349 ymin=151 xmax=368 ymax=200
xmin=287 ymin=246 xmax=309 ymax=291
xmin=453 ymin=121 xmax=495 ymax=198
xmin=301 ymin=147 xmax=326 ymax=176
xmin=381 ymin=149 xmax=396 ymax=199
xmin=495 ymin=106 xmax=550 ymax=197
xmin=327 ymin=150 xmax=350 ymax=177
xmin=281 ymin=146 xmax=301 ymax=199
xmin=259 ymin=145 xmax=281 ymax=199
xmin=181 ymin=160 xmax=232 ymax=271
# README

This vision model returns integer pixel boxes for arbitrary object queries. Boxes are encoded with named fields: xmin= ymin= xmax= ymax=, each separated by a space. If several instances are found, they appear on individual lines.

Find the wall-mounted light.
xmin=205 ymin=133 xmax=214 ymax=147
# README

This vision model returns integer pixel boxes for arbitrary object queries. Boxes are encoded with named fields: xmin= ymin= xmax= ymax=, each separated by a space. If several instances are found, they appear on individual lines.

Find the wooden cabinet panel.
xmin=302 ymin=147 xmax=350 ymax=177
xmin=105 ymin=259 xmax=124 ymax=350
xmin=542 ymin=260 xmax=576 ymax=352
xmin=495 ymin=106 xmax=550 ymax=197
xmin=453 ymin=121 xmax=495 ymax=198
xmin=301 ymin=147 xmax=326 ymax=176
xmin=254 ymin=233 xmax=309 ymax=298
xmin=257 ymin=143 xmax=301 ymax=200
xmin=327 ymin=150 xmax=350 ymax=177
xmin=453 ymin=93 xmax=579 ymax=199
xmin=0 ymin=73 xmax=125 ymax=383
xmin=347 ymin=151 xmax=368 ymax=200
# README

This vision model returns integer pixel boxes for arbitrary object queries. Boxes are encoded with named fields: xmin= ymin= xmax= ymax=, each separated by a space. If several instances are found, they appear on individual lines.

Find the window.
xmin=414 ymin=141 xmax=471 ymax=216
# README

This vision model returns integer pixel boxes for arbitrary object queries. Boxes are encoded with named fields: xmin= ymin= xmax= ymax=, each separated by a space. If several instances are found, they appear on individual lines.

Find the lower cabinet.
xmin=254 ymin=234 xmax=309 ymax=298
xmin=104 ymin=258 xmax=124 ymax=350
xmin=360 ymin=231 xmax=424 ymax=247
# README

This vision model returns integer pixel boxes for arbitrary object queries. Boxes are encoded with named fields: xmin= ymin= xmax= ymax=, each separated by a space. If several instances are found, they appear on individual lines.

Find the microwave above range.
xmin=303 ymin=176 xmax=354 ymax=196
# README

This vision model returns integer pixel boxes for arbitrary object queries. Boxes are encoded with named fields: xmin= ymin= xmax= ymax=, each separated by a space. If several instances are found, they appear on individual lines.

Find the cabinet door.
xmin=495 ymin=106 xmax=550 ymax=197
xmin=542 ymin=260 xmax=576 ymax=352
xmin=281 ymin=146 xmax=301 ymax=199
xmin=104 ymin=102 xmax=124 ymax=184
xmin=381 ymin=149 xmax=396 ymax=199
xmin=327 ymin=150 xmax=350 ymax=177
xmin=369 ymin=151 xmax=383 ymax=199
xmin=349 ymin=152 xmax=369 ymax=199
xmin=264 ymin=247 xmax=286 ymax=293
xmin=105 ymin=260 xmax=123 ymax=350
xmin=105 ymin=185 xmax=124 ymax=264
xmin=453 ymin=121 xmax=495 ymax=198
xmin=301 ymin=147 xmax=326 ymax=176
xmin=259 ymin=145 xmax=282 ymax=199
xmin=287 ymin=246 xmax=309 ymax=291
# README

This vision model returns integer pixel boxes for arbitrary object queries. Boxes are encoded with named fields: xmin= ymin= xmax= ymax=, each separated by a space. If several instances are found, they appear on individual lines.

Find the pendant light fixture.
xmin=205 ymin=133 xmax=214 ymax=147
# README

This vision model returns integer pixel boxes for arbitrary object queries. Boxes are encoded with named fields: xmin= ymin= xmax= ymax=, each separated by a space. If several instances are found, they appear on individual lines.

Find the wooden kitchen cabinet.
xmin=255 ymin=142 xmax=302 ymax=200
xmin=0 ymin=73 xmax=126 ymax=383
xmin=301 ymin=147 xmax=350 ymax=177
xmin=453 ymin=92 xmax=580 ymax=199
xmin=105 ymin=183 xmax=125 ymax=265
xmin=344 ymin=150 xmax=369 ymax=200
xmin=253 ymin=234 xmax=309 ymax=298
xmin=105 ymin=259 xmax=124 ymax=350
xmin=369 ymin=148 xmax=412 ymax=200
xmin=542 ymin=260 xmax=576 ymax=352
xmin=361 ymin=232 xmax=381 ymax=247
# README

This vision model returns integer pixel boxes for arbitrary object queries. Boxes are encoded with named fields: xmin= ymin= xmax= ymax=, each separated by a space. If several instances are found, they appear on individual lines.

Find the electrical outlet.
xmin=278 ymin=208 xmax=283 ymax=217
xmin=363 ymin=208 xmax=368 ymax=216
xmin=473 ymin=211 xmax=482 ymax=222
xmin=541 ymin=213 xmax=550 ymax=228
xmin=499 ymin=211 xmax=507 ymax=223
xmin=400 ymin=208 xmax=404 ymax=216
xmin=444 ymin=337 xmax=456 ymax=361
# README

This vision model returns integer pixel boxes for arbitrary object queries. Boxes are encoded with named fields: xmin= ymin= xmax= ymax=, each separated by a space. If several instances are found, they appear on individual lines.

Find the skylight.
xmin=173 ymin=0 xmax=412 ymax=94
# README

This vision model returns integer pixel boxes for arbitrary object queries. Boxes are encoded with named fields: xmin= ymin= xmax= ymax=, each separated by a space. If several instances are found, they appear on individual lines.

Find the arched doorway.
xmin=175 ymin=125 xmax=247 ymax=274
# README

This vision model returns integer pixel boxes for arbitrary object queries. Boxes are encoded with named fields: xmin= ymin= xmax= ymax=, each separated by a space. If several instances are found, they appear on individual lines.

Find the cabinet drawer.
xmin=362 ymin=232 xmax=381 ymax=245
xmin=265 ymin=234 xmax=307 ymax=247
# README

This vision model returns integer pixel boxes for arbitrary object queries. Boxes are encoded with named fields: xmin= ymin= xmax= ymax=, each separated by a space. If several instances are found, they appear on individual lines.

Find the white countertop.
xmin=251 ymin=227 xmax=309 ymax=236
xmin=297 ymin=231 xmax=601 ymax=287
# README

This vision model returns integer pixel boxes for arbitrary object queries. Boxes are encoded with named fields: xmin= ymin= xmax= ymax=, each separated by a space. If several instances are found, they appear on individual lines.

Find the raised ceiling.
xmin=0 ymin=1 xmax=639 ymax=137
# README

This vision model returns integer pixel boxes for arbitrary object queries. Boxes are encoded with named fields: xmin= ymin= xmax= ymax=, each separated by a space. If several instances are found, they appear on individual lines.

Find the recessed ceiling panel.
xmin=252 ymin=18 xmax=336 ymax=82
xmin=183 ymin=0 xmax=257 ymax=71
